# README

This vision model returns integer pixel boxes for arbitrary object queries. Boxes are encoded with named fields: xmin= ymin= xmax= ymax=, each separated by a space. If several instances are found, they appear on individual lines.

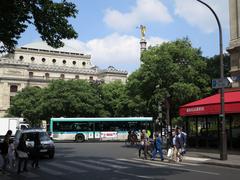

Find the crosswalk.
xmin=2 ymin=157 xmax=202 ymax=178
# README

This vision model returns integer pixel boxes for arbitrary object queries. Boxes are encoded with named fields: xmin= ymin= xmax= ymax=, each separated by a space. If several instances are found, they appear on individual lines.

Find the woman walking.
xmin=17 ymin=134 xmax=28 ymax=174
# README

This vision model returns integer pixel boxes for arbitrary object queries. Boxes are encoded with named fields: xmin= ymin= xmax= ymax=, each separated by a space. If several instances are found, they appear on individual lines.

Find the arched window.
xmin=52 ymin=59 xmax=56 ymax=63
xmin=63 ymin=60 xmax=66 ymax=64
xmin=82 ymin=62 xmax=86 ymax=66
xmin=42 ymin=58 xmax=46 ymax=62
xmin=60 ymin=74 xmax=65 ymax=79
xmin=73 ymin=61 xmax=76 ymax=65
xmin=10 ymin=85 xmax=18 ymax=93
xmin=29 ymin=72 xmax=33 ymax=77
xmin=75 ymin=75 xmax=79 ymax=79
xmin=31 ymin=57 xmax=35 ymax=61
xmin=45 ymin=73 xmax=50 ymax=79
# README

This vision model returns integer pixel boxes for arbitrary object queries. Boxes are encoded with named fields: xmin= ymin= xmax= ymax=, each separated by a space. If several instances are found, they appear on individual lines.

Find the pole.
xmin=196 ymin=0 xmax=227 ymax=160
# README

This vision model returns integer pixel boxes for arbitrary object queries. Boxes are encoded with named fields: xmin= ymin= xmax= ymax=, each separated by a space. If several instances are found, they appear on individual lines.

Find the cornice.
xmin=16 ymin=48 xmax=91 ymax=59
xmin=0 ymin=58 xmax=128 ymax=75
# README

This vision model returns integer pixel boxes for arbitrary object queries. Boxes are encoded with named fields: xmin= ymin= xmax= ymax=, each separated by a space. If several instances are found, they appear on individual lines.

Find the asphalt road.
xmin=1 ymin=142 xmax=240 ymax=180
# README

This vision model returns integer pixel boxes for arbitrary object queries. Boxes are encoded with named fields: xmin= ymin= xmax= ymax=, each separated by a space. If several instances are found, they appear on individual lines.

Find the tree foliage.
xmin=0 ymin=0 xmax=78 ymax=53
xmin=205 ymin=54 xmax=230 ymax=79
xmin=126 ymin=38 xmax=211 ymax=123
xmin=7 ymin=86 xmax=43 ymax=125
xmin=40 ymin=80 xmax=105 ymax=120
xmin=8 ymin=80 xmax=105 ymax=124
xmin=99 ymin=81 xmax=129 ymax=117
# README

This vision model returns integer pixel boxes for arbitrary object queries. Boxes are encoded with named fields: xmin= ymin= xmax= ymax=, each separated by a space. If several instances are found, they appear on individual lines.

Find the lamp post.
xmin=196 ymin=0 xmax=227 ymax=160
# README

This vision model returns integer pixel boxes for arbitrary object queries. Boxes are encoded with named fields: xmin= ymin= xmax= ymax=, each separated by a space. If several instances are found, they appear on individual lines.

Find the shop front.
xmin=179 ymin=91 xmax=240 ymax=150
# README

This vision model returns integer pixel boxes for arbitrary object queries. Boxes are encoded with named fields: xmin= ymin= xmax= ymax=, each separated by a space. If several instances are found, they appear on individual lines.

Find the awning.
xmin=179 ymin=91 xmax=240 ymax=116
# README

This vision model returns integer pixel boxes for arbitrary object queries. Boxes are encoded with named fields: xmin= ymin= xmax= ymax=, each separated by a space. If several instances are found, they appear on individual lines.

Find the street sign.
xmin=212 ymin=78 xmax=231 ymax=89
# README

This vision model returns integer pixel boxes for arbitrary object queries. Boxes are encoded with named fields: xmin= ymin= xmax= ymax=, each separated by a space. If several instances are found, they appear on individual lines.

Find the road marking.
xmin=83 ymin=160 xmax=127 ymax=169
xmin=103 ymin=159 xmax=149 ymax=168
xmin=133 ymin=158 xmax=199 ymax=167
xmin=184 ymin=156 xmax=210 ymax=162
xmin=67 ymin=161 xmax=110 ymax=171
xmin=132 ymin=158 xmax=219 ymax=176
xmin=120 ymin=158 xmax=219 ymax=176
xmin=118 ymin=158 xmax=166 ymax=167
xmin=48 ymin=162 xmax=86 ymax=173
xmin=39 ymin=166 xmax=64 ymax=175
xmin=133 ymin=158 xmax=183 ymax=167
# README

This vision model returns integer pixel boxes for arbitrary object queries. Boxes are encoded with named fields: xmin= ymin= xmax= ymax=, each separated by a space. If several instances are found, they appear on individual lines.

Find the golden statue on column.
xmin=140 ymin=25 xmax=146 ymax=40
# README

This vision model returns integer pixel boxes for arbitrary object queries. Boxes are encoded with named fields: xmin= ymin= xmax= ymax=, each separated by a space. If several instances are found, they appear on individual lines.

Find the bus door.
xmin=88 ymin=123 xmax=94 ymax=139
xmin=94 ymin=122 xmax=101 ymax=140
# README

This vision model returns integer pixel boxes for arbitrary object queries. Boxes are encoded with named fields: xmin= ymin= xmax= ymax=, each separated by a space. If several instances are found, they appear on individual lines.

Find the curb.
xmin=201 ymin=161 xmax=240 ymax=169
xmin=184 ymin=156 xmax=240 ymax=169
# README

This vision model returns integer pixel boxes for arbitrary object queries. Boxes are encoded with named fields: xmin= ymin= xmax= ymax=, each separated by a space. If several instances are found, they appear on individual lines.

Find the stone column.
xmin=228 ymin=0 xmax=240 ymax=87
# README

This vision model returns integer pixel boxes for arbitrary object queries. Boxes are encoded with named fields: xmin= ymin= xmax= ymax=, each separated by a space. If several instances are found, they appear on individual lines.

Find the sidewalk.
xmin=183 ymin=148 xmax=240 ymax=168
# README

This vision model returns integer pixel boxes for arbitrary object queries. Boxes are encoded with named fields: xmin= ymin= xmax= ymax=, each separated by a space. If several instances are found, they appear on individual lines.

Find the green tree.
xmin=7 ymin=86 xmax=43 ymax=125
xmin=99 ymin=81 xmax=129 ymax=117
xmin=39 ymin=80 xmax=104 ymax=120
xmin=0 ymin=0 xmax=78 ymax=53
xmin=126 ymin=70 xmax=149 ymax=117
xmin=205 ymin=54 xmax=230 ymax=79
xmin=204 ymin=54 xmax=230 ymax=94
xmin=127 ymin=38 xmax=211 ymax=127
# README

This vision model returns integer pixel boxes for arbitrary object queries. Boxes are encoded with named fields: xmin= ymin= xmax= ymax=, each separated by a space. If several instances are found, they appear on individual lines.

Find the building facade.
xmin=0 ymin=42 xmax=128 ymax=117
xmin=228 ymin=0 xmax=240 ymax=87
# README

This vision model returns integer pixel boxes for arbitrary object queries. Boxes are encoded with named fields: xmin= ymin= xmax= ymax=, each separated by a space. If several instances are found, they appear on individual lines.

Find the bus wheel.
xmin=75 ymin=134 xmax=85 ymax=142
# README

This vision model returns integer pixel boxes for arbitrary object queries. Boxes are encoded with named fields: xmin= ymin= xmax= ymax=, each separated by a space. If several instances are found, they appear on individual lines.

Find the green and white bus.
xmin=49 ymin=117 xmax=153 ymax=142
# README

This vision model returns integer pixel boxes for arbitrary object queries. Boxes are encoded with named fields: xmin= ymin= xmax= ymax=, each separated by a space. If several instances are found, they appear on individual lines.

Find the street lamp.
xmin=196 ymin=0 xmax=227 ymax=160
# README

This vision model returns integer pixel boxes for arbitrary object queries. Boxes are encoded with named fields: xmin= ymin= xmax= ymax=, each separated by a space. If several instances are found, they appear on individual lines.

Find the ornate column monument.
xmin=228 ymin=0 xmax=240 ymax=87
xmin=139 ymin=25 xmax=147 ymax=52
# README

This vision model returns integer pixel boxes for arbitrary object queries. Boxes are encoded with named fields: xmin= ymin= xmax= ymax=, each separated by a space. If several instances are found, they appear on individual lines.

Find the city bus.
xmin=49 ymin=117 xmax=153 ymax=142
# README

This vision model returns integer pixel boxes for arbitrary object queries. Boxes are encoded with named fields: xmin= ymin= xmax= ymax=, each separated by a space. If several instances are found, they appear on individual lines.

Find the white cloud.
xmin=64 ymin=34 xmax=167 ymax=73
xmin=103 ymin=0 xmax=173 ymax=32
xmin=174 ymin=0 xmax=229 ymax=33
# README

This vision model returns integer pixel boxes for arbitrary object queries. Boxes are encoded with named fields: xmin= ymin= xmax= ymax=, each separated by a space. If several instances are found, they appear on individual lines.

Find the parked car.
xmin=14 ymin=128 xmax=55 ymax=159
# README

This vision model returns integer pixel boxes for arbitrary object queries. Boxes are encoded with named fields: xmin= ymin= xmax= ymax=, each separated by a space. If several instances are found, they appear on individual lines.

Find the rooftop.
xmin=19 ymin=41 xmax=87 ymax=56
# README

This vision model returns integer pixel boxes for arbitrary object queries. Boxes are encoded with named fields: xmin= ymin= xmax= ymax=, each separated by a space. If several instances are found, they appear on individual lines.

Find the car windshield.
xmin=25 ymin=132 xmax=51 ymax=141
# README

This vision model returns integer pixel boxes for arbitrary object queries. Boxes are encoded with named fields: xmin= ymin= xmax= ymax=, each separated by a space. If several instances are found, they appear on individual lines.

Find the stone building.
xmin=0 ymin=42 xmax=128 ymax=117
xmin=228 ymin=0 xmax=240 ymax=87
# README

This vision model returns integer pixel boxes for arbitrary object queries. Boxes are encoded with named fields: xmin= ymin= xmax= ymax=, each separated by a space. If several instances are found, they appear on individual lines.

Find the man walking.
xmin=151 ymin=132 xmax=164 ymax=161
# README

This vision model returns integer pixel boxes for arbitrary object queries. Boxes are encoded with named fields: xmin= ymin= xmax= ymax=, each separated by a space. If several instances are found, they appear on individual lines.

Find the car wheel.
xmin=48 ymin=151 xmax=54 ymax=159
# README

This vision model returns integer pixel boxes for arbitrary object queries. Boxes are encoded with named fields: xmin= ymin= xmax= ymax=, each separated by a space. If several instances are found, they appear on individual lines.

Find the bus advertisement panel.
xmin=50 ymin=117 xmax=153 ymax=142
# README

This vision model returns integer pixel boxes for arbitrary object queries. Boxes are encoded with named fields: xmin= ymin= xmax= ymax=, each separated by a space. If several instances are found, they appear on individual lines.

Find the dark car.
xmin=15 ymin=128 xmax=55 ymax=159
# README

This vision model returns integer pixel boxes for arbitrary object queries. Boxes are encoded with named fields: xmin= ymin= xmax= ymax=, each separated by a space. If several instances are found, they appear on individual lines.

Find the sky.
xmin=18 ymin=0 xmax=230 ymax=73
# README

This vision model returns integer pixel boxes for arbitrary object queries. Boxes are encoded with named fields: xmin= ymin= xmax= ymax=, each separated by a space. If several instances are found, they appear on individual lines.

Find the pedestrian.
xmin=173 ymin=127 xmax=183 ymax=162
xmin=17 ymin=134 xmax=28 ymax=174
xmin=139 ymin=129 xmax=151 ymax=159
xmin=151 ymin=132 xmax=164 ymax=161
xmin=8 ymin=139 xmax=16 ymax=169
xmin=31 ymin=133 xmax=41 ymax=168
xmin=1 ymin=130 xmax=12 ymax=173
xmin=177 ymin=127 xmax=187 ymax=155
xmin=138 ymin=129 xmax=145 ymax=158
